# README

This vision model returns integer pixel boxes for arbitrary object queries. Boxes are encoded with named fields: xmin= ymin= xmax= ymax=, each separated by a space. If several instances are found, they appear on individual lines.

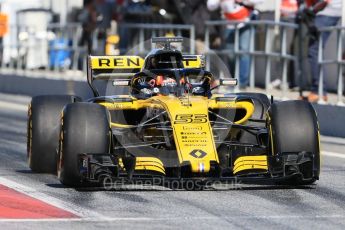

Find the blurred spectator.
xmin=207 ymin=0 xmax=263 ymax=89
xmin=305 ymin=0 xmax=341 ymax=102
xmin=117 ymin=0 xmax=154 ymax=54
xmin=281 ymin=0 xmax=300 ymax=90
xmin=94 ymin=0 xmax=116 ymax=54
xmin=281 ymin=0 xmax=298 ymax=19
xmin=79 ymin=0 xmax=101 ymax=53
xmin=173 ymin=0 xmax=220 ymax=54
xmin=95 ymin=0 xmax=116 ymax=30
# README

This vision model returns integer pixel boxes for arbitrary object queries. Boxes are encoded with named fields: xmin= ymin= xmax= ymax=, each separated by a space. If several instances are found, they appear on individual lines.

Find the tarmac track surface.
xmin=0 ymin=93 xmax=345 ymax=229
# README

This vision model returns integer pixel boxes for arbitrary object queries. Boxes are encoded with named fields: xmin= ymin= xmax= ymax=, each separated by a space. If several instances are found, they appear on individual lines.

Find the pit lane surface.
xmin=0 ymin=93 xmax=345 ymax=229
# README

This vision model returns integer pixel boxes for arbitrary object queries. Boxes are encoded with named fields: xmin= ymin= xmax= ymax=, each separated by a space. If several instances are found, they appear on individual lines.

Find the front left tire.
xmin=58 ymin=103 xmax=111 ymax=187
xmin=267 ymin=100 xmax=320 ymax=185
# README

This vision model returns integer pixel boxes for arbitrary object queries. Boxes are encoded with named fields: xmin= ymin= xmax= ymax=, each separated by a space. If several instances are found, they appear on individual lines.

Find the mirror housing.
xmin=112 ymin=79 xmax=130 ymax=86
xmin=220 ymin=78 xmax=238 ymax=86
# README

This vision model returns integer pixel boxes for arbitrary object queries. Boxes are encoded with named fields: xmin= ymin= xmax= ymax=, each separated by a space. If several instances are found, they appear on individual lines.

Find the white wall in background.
xmin=1 ymin=0 xmax=84 ymax=64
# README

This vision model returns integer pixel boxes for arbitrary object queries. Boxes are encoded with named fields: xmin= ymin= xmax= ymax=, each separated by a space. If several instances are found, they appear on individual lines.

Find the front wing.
xmin=78 ymin=150 xmax=318 ymax=186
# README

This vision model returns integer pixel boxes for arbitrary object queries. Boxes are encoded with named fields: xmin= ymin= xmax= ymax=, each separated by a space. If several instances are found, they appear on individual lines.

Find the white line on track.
xmin=0 ymin=215 xmax=344 ymax=222
xmin=322 ymin=151 xmax=345 ymax=159
xmin=0 ymin=101 xmax=27 ymax=112
xmin=0 ymin=96 xmax=345 ymax=221
xmin=0 ymin=158 xmax=342 ymax=223
xmin=321 ymin=135 xmax=345 ymax=145
xmin=0 ymin=177 xmax=107 ymax=219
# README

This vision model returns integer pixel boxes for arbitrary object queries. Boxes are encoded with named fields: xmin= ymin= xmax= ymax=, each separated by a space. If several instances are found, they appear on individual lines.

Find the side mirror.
xmin=112 ymin=79 xmax=130 ymax=86
xmin=220 ymin=78 xmax=238 ymax=86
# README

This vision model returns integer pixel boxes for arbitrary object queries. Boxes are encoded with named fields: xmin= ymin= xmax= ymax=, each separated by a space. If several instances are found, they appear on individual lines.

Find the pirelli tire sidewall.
xmin=27 ymin=95 xmax=81 ymax=173
xmin=58 ymin=102 xmax=111 ymax=187
xmin=267 ymin=100 xmax=320 ymax=183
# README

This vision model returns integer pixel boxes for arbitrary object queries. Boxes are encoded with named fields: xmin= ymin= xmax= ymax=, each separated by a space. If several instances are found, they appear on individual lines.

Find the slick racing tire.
xmin=27 ymin=95 xmax=81 ymax=173
xmin=58 ymin=103 xmax=111 ymax=187
xmin=267 ymin=100 xmax=320 ymax=185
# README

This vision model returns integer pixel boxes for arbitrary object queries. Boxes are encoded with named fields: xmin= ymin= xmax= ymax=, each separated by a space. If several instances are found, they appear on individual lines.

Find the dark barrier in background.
xmin=1 ymin=73 xmax=345 ymax=138
xmin=255 ymin=12 xmax=341 ymax=93
xmin=0 ymin=74 xmax=93 ymax=99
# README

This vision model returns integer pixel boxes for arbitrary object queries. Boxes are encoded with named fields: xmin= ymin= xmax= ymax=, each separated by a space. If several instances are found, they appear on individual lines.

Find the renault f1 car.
xmin=27 ymin=37 xmax=320 ymax=188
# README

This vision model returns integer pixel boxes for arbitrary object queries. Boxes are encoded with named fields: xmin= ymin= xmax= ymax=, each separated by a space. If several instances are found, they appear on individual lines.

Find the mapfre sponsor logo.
xmin=180 ymin=132 xmax=207 ymax=135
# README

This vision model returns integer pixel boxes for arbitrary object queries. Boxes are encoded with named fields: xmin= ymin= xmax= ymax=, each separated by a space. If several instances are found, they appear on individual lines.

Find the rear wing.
xmin=87 ymin=55 xmax=204 ymax=96
xmin=88 ymin=56 xmax=144 ymax=80
xmin=87 ymin=55 xmax=204 ymax=80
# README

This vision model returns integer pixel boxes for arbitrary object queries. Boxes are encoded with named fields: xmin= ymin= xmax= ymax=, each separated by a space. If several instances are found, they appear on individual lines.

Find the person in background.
xmin=94 ymin=0 xmax=116 ymax=55
xmin=305 ymin=0 xmax=341 ymax=102
xmin=280 ymin=0 xmax=300 ymax=90
xmin=79 ymin=0 xmax=100 ymax=54
xmin=117 ymin=0 xmax=153 ymax=54
xmin=174 ymin=0 xmax=215 ymax=54
xmin=207 ymin=0 xmax=264 ymax=89
xmin=281 ymin=0 xmax=298 ymax=19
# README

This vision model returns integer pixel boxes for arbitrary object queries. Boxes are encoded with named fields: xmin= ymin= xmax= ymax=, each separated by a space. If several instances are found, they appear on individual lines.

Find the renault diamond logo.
xmin=189 ymin=149 xmax=207 ymax=159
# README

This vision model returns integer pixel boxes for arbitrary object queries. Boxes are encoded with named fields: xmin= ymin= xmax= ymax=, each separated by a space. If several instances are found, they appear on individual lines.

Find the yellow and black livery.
xmin=27 ymin=37 xmax=321 ymax=188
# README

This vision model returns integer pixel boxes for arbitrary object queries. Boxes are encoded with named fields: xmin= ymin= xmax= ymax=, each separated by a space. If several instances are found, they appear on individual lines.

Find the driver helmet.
xmin=156 ymin=75 xmax=177 ymax=87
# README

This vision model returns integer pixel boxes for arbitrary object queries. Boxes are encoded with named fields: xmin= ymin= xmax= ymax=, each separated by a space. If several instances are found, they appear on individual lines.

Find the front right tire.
xmin=27 ymin=95 xmax=80 ymax=173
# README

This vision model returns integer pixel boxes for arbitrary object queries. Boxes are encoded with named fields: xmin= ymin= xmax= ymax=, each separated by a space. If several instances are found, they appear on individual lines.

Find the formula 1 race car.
xmin=27 ymin=37 xmax=320 ymax=189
